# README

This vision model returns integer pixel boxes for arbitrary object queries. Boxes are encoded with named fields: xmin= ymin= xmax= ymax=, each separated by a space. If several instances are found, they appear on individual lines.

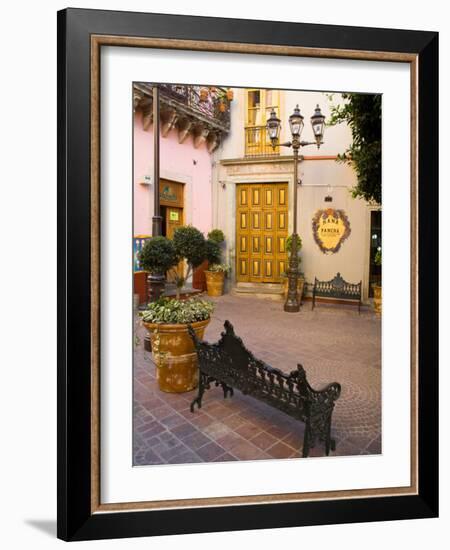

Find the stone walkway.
xmin=133 ymin=294 xmax=381 ymax=465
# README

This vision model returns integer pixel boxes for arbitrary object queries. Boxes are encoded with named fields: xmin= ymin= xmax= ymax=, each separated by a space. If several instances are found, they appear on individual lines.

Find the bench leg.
xmin=302 ymin=434 xmax=310 ymax=458
xmin=220 ymin=382 xmax=234 ymax=399
xmin=325 ymin=420 xmax=333 ymax=456
xmin=190 ymin=372 xmax=207 ymax=412
xmin=302 ymin=423 xmax=312 ymax=458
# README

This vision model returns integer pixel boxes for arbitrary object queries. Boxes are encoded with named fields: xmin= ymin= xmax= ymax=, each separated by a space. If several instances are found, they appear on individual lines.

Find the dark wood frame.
xmin=57 ymin=8 xmax=438 ymax=541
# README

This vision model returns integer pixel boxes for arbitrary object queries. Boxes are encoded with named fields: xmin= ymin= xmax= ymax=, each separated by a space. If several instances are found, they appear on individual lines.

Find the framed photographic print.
xmin=57 ymin=8 xmax=438 ymax=541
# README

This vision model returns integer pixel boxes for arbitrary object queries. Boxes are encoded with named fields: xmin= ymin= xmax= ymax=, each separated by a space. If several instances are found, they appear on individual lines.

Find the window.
xmin=245 ymin=89 xmax=280 ymax=157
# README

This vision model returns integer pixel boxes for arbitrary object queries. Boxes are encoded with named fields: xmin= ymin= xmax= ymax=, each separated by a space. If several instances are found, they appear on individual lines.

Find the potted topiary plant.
xmin=282 ymin=235 xmax=305 ymax=301
xmin=192 ymin=229 xmax=224 ymax=291
xmin=169 ymin=225 xmax=208 ymax=299
xmin=204 ymin=229 xmax=230 ymax=296
xmin=372 ymin=247 xmax=382 ymax=314
xmin=138 ymin=236 xmax=179 ymax=301
xmin=141 ymin=297 xmax=214 ymax=393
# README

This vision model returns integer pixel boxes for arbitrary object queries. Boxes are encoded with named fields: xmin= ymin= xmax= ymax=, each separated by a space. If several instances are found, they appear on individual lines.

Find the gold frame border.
xmin=90 ymin=35 xmax=418 ymax=514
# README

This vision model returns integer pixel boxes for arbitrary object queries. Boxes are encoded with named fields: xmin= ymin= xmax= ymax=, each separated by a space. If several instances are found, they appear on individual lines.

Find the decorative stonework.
xmin=133 ymin=83 xmax=229 ymax=152
xmin=312 ymin=208 xmax=351 ymax=254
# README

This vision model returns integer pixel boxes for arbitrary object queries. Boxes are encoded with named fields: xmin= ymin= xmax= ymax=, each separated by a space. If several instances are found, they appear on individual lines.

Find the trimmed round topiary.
xmin=173 ymin=225 xmax=206 ymax=268
xmin=138 ymin=236 xmax=179 ymax=274
xmin=204 ymin=239 xmax=222 ymax=265
xmin=207 ymin=228 xmax=225 ymax=244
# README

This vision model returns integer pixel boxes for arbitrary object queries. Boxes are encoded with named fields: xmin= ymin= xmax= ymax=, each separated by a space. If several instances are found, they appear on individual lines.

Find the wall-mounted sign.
xmin=312 ymin=208 xmax=351 ymax=254
xmin=169 ymin=210 xmax=180 ymax=222
xmin=160 ymin=185 xmax=177 ymax=202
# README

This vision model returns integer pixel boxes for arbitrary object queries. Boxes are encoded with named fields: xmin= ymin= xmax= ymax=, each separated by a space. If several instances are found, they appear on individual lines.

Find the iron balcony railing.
xmin=136 ymin=83 xmax=231 ymax=132
xmin=245 ymin=126 xmax=280 ymax=157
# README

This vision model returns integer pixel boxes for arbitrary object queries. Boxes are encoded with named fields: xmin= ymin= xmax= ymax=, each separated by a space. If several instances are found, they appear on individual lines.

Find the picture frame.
xmin=57 ymin=8 xmax=438 ymax=541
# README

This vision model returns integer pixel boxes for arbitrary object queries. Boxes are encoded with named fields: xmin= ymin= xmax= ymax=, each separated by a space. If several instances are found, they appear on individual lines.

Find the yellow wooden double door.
xmin=236 ymin=183 xmax=288 ymax=283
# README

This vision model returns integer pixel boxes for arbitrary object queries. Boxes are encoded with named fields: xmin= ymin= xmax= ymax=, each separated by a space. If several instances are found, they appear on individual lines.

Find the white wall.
xmin=0 ymin=2 xmax=446 ymax=550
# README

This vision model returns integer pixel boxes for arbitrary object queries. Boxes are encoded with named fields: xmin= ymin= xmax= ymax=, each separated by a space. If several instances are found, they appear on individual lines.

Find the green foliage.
xmin=208 ymin=263 xmax=231 ymax=275
xmin=141 ymin=297 xmax=214 ymax=324
xmin=286 ymin=234 xmax=302 ymax=268
xmin=138 ymin=236 xmax=179 ymax=274
xmin=327 ymin=93 xmax=382 ymax=205
xmin=173 ymin=225 xmax=206 ymax=269
xmin=204 ymin=239 xmax=222 ymax=265
xmin=207 ymin=229 xmax=225 ymax=244
xmin=374 ymin=248 xmax=382 ymax=266
xmin=286 ymin=234 xmax=302 ymax=254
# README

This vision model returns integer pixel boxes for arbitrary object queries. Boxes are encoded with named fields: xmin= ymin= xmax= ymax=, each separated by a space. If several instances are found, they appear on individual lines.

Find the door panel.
xmin=166 ymin=206 xmax=184 ymax=281
xmin=236 ymin=183 xmax=288 ymax=283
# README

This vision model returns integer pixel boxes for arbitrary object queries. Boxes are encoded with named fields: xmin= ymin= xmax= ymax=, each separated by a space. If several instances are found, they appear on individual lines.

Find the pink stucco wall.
xmin=133 ymin=112 xmax=213 ymax=236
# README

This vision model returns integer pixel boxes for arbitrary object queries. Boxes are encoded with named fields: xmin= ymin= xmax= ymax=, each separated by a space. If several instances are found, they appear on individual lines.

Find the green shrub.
xmin=207 ymin=229 xmax=225 ymax=244
xmin=173 ymin=226 xmax=206 ymax=269
xmin=138 ymin=237 xmax=179 ymax=274
xmin=204 ymin=239 xmax=222 ymax=265
xmin=208 ymin=263 xmax=231 ymax=275
xmin=141 ymin=297 xmax=214 ymax=324
xmin=327 ymin=93 xmax=381 ymax=204
xmin=374 ymin=248 xmax=382 ymax=266
xmin=286 ymin=234 xmax=302 ymax=253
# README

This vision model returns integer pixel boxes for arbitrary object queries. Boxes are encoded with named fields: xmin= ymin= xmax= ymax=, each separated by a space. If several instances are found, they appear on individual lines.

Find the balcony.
xmin=133 ymin=83 xmax=230 ymax=152
xmin=157 ymin=84 xmax=230 ymax=130
xmin=245 ymin=126 xmax=280 ymax=158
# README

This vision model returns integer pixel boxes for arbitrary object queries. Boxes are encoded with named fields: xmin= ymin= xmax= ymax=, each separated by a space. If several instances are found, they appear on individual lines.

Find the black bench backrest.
xmin=314 ymin=272 xmax=361 ymax=300
xmin=190 ymin=321 xmax=311 ymax=421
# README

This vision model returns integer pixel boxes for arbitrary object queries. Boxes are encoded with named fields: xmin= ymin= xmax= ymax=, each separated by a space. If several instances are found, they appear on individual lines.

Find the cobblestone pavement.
xmin=134 ymin=294 xmax=381 ymax=465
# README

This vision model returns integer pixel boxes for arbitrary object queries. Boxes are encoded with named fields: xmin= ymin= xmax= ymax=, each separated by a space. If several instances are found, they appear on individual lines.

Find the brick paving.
xmin=133 ymin=294 xmax=381 ymax=465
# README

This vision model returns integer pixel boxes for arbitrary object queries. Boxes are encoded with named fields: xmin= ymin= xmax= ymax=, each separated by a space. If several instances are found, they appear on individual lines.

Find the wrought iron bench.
xmin=188 ymin=321 xmax=341 ymax=458
xmin=312 ymin=272 xmax=362 ymax=313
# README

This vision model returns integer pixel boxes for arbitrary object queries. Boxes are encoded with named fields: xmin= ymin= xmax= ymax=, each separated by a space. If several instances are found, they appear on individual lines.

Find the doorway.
xmin=236 ymin=182 xmax=288 ymax=283
xmin=368 ymin=210 xmax=382 ymax=297
xmin=160 ymin=179 xmax=184 ymax=281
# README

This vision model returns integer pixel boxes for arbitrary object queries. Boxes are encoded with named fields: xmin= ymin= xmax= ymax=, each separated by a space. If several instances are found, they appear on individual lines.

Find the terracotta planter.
xmin=143 ymin=318 xmax=210 ymax=393
xmin=205 ymin=270 xmax=225 ymax=296
xmin=283 ymin=275 xmax=305 ymax=301
xmin=372 ymin=284 xmax=382 ymax=315
xmin=192 ymin=260 xmax=209 ymax=291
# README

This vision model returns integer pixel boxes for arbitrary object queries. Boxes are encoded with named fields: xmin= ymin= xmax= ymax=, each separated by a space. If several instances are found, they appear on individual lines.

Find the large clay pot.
xmin=372 ymin=284 xmax=382 ymax=315
xmin=205 ymin=270 xmax=225 ymax=297
xmin=143 ymin=318 xmax=210 ymax=393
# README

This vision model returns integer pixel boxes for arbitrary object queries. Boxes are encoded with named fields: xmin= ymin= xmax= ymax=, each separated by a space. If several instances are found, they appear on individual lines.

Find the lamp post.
xmin=148 ymin=85 xmax=165 ymax=302
xmin=266 ymin=104 xmax=325 ymax=312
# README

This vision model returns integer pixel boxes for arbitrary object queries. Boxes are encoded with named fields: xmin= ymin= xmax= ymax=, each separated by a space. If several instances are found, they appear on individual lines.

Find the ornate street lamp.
xmin=266 ymin=104 xmax=325 ymax=312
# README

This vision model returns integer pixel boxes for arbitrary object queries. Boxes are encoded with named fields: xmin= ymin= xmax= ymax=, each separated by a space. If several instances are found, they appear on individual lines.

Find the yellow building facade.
xmin=212 ymin=88 xmax=381 ymax=302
